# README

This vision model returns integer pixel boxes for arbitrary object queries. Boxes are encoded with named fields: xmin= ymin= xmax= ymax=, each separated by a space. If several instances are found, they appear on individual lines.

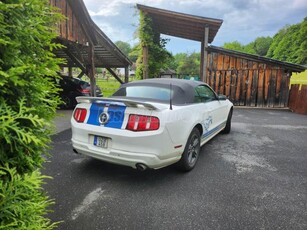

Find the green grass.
xmin=291 ymin=70 xmax=307 ymax=85
xmin=96 ymin=79 xmax=121 ymax=97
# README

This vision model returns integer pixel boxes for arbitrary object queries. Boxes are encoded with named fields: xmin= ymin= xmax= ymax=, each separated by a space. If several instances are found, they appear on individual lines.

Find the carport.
xmin=49 ymin=0 xmax=132 ymax=96
xmin=136 ymin=4 xmax=223 ymax=82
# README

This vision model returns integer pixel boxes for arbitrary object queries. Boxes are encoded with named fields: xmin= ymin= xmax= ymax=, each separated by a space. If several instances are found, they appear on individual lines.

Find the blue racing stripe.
xmin=87 ymin=103 xmax=126 ymax=129
xmin=104 ymin=105 xmax=126 ymax=129
xmin=202 ymin=122 xmax=226 ymax=140
xmin=87 ymin=103 xmax=105 ymax=126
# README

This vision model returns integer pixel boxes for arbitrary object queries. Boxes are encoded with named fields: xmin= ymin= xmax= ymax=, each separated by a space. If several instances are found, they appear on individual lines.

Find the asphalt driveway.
xmin=43 ymin=108 xmax=307 ymax=230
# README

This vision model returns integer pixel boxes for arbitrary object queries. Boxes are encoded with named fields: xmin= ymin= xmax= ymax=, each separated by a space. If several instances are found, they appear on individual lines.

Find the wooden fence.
xmin=207 ymin=52 xmax=290 ymax=108
xmin=288 ymin=84 xmax=307 ymax=115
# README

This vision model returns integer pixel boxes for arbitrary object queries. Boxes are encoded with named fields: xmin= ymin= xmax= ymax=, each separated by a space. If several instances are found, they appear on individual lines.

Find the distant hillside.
xmin=223 ymin=17 xmax=307 ymax=66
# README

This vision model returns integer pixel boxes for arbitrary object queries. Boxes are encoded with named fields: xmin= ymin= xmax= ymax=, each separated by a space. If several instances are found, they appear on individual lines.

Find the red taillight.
xmin=73 ymin=108 xmax=87 ymax=123
xmin=126 ymin=114 xmax=160 ymax=131
xmin=78 ymin=88 xmax=91 ymax=94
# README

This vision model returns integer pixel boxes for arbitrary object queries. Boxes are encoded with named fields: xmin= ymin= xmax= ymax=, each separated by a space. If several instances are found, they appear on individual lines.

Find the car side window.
xmin=194 ymin=85 xmax=216 ymax=103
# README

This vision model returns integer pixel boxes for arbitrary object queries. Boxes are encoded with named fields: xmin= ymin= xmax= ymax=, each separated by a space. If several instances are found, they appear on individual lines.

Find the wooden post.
xmin=143 ymin=45 xmax=148 ymax=79
xmin=200 ymin=41 xmax=204 ymax=79
xmin=201 ymin=26 xmax=209 ymax=83
xmin=125 ymin=67 xmax=129 ymax=83
xmin=88 ymin=44 xmax=96 ymax=97
xmin=68 ymin=66 xmax=73 ymax=77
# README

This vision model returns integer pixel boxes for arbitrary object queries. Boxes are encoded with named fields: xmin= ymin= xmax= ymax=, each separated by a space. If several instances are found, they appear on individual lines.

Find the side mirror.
xmin=218 ymin=95 xmax=227 ymax=101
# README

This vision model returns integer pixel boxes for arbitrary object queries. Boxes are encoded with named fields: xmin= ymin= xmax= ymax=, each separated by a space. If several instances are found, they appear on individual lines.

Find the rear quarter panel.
xmin=163 ymin=104 xmax=207 ymax=146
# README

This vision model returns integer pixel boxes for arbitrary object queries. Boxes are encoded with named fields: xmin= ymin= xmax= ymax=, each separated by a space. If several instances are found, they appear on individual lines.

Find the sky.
xmin=83 ymin=0 xmax=307 ymax=54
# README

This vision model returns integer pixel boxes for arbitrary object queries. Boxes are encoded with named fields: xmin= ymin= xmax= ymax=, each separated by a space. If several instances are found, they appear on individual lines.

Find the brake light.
xmin=73 ymin=108 xmax=87 ymax=123
xmin=126 ymin=114 xmax=159 ymax=131
xmin=78 ymin=88 xmax=91 ymax=94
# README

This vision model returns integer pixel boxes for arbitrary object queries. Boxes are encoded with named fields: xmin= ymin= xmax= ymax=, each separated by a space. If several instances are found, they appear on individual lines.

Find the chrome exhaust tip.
xmin=136 ymin=163 xmax=147 ymax=171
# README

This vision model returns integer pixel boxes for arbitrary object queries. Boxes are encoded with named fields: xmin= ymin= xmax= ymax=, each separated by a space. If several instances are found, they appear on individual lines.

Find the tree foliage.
xmin=136 ymin=11 xmax=173 ymax=78
xmin=0 ymin=1 xmax=63 ymax=228
xmin=115 ymin=41 xmax=132 ymax=57
xmin=253 ymin=36 xmax=273 ymax=56
xmin=267 ymin=18 xmax=307 ymax=65
xmin=0 ymin=166 xmax=59 ymax=229
xmin=175 ymin=52 xmax=200 ymax=75
xmin=223 ymin=37 xmax=272 ymax=56
xmin=222 ymin=18 xmax=306 ymax=65
xmin=223 ymin=41 xmax=246 ymax=53
xmin=0 ymin=0 xmax=63 ymax=174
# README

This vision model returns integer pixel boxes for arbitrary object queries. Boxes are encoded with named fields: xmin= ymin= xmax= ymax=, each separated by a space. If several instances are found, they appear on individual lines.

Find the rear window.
xmin=113 ymin=86 xmax=172 ymax=101
xmin=70 ymin=78 xmax=90 ymax=89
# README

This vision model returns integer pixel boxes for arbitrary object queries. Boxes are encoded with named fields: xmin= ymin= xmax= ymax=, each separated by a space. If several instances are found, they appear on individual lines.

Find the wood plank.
xmin=67 ymin=2 xmax=73 ymax=41
xmin=225 ymin=70 xmax=231 ymax=98
xmin=246 ymin=69 xmax=253 ymax=106
xmin=284 ymin=74 xmax=290 ymax=107
xmin=257 ymin=65 xmax=265 ymax=107
xmin=219 ymin=71 xmax=225 ymax=95
xmin=288 ymin=84 xmax=299 ymax=110
xmin=230 ymin=70 xmax=237 ymax=104
xmin=251 ymin=69 xmax=258 ymax=106
xmin=208 ymin=70 xmax=214 ymax=88
xmin=223 ymin=55 xmax=230 ymax=70
xmin=229 ymin=56 xmax=236 ymax=69
xmin=238 ymin=70 xmax=243 ymax=105
xmin=66 ymin=1 xmax=70 ymax=40
xmin=247 ymin=60 xmax=253 ymax=69
xmin=217 ymin=54 xmax=224 ymax=70
xmin=215 ymin=71 xmax=220 ymax=93
xmin=212 ymin=53 xmax=218 ymax=70
xmin=242 ymin=59 xmax=248 ymax=70
xmin=297 ymin=85 xmax=307 ymax=115
xmin=275 ymin=68 xmax=282 ymax=107
xmin=207 ymin=53 xmax=212 ymax=71
xmin=264 ymin=68 xmax=271 ymax=106
xmin=236 ymin=70 xmax=242 ymax=104
xmin=268 ymin=69 xmax=276 ymax=107
xmin=280 ymin=73 xmax=288 ymax=107
xmin=236 ymin=57 xmax=242 ymax=70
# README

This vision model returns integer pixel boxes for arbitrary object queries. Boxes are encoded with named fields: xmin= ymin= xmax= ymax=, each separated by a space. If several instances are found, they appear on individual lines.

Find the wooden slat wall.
xmin=50 ymin=0 xmax=87 ymax=45
xmin=289 ymin=85 xmax=307 ymax=115
xmin=207 ymin=52 xmax=290 ymax=108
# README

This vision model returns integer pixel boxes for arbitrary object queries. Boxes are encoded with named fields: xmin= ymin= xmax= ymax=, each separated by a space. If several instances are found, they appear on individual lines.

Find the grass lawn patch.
xmin=291 ymin=70 xmax=307 ymax=85
xmin=96 ymin=79 xmax=121 ymax=97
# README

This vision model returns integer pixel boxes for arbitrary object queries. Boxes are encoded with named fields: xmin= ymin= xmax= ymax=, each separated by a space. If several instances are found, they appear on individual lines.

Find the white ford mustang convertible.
xmin=71 ymin=78 xmax=233 ymax=171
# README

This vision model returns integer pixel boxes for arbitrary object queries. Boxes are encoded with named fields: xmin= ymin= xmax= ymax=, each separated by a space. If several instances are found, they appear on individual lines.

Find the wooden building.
xmin=49 ymin=0 xmax=132 ymax=95
xmin=137 ymin=4 xmax=306 ymax=108
xmin=206 ymin=46 xmax=305 ymax=107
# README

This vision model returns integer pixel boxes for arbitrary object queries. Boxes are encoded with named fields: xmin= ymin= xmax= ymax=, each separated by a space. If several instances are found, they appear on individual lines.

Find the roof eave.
xmin=208 ymin=46 xmax=307 ymax=73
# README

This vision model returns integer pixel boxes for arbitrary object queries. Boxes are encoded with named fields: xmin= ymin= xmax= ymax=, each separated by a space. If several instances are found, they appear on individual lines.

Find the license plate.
xmin=93 ymin=136 xmax=108 ymax=148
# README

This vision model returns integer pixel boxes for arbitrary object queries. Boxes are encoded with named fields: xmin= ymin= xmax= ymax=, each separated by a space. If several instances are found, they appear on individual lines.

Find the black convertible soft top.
xmin=112 ymin=78 xmax=208 ymax=105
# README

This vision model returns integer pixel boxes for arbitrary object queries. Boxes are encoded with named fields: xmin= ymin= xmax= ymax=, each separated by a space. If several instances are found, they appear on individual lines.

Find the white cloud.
xmin=83 ymin=0 xmax=307 ymax=53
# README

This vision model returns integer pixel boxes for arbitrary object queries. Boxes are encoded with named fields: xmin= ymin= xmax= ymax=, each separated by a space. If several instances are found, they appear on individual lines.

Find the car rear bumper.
xmin=71 ymin=121 xmax=183 ymax=169
xmin=72 ymin=138 xmax=181 ymax=169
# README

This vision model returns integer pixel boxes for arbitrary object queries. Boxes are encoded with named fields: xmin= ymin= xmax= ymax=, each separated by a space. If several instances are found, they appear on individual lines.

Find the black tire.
xmin=177 ymin=128 xmax=201 ymax=172
xmin=222 ymin=109 xmax=233 ymax=134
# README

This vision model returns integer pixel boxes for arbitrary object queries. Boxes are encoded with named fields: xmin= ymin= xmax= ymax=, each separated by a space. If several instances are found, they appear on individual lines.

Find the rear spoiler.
xmin=76 ymin=96 xmax=159 ymax=110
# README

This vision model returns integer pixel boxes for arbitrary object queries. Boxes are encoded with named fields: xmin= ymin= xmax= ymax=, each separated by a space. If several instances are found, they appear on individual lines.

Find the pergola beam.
xmin=137 ymin=4 xmax=222 ymax=82
xmin=106 ymin=68 xmax=124 ymax=84
xmin=63 ymin=47 xmax=86 ymax=73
